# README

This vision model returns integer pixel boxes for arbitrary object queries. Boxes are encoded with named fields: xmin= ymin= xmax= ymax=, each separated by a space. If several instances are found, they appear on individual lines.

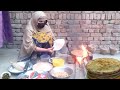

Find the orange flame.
xmin=76 ymin=57 xmax=83 ymax=65
xmin=76 ymin=45 xmax=89 ymax=64
xmin=81 ymin=45 xmax=88 ymax=58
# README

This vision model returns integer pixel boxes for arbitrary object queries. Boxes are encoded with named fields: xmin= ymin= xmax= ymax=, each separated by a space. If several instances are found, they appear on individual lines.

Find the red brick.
xmin=89 ymin=29 xmax=94 ymax=33
xmin=99 ymin=37 xmax=105 ymax=41
xmin=101 ymin=14 xmax=105 ymax=19
xmin=16 ymin=13 xmax=20 ymax=19
xmin=59 ymin=14 xmax=63 ymax=19
xmin=94 ymin=29 xmax=99 ymax=33
xmin=111 ymin=13 xmax=116 ymax=19
xmin=103 ymin=33 xmax=111 ymax=36
xmin=79 ymin=33 xmax=90 ymax=37
xmin=79 ymin=20 xmax=86 ymax=24
xmin=51 ymin=20 xmax=56 ymax=25
xmin=91 ymin=33 xmax=102 ymax=37
xmin=118 ymin=41 xmax=120 ymax=44
xmin=57 ymin=33 xmax=67 ymax=37
xmin=84 ymin=11 xmax=93 ymax=13
xmin=72 ymin=29 xmax=82 ymax=33
xmin=66 ymin=14 xmax=71 ymax=19
xmin=90 ymin=25 xmax=104 ymax=29
xmin=116 ymin=37 xmax=120 ymax=40
xmin=109 ymin=20 xmax=115 ymax=24
xmin=63 ymin=24 xmax=69 ymax=29
xmin=54 ymin=29 xmax=60 ymax=33
xmin=70 ymin=25 xmax=80 ymax=30
xmin=89 ymin=14 xmax=94 ymax=19
xmin=70 ymin=14 xmax=75 ymax=19
xmin=97 ymin=20 xmax=103 ymax=25
xmin=70 ymin=11 xmax=81 ymax=13
xmin=68 ymin=20 xmax=74 ymax=24
xmin=90 ymin=41 xmax=100 ymax=44
xmin=86 ymin=20 xmax=91 ymax=24
xmin=88 ymin=37 xmax=93 ymax=40
xmin=94 ymin=11 xmax=103 ymax=13
xmin=104 ymin=37 xmax=111 ymax=40
xmin=107 ymin=14 xmax=112 ymax=19
xmin=96 ymin=14 xmax=101 ymax=19
xmin=86 ymin=14 xmax=90 ymax=19
xmin=78 ymin=37 xmax=82 ymax=40
xmin=56 ymin=20 xmax=61 ymax=25
xmin=55 ymin=14 xmax=59 ymax=19
xmin=75 ymin=14 xmax=79 ymax=19
xmin=91 ymin=20 xmax=97 ymax=25
xmin=113 ymin=25 xmax=120 ymax=29
xmin=82 ymin=37 xmax=88 ymax=40
xmin=116 ymin=13 xmax=120 ymax=19
xmin=94 ymin=37 xmax=99 ymax=40
xmin=74 ymin=20 xmax=80 ymax=24
xmin=93 ymin=13 xmax=97 ymax=19
xmin=63 ymin=14 xmax=66 ymax=19
xmin=106 ymin=29 xmax=112 ymax=33
xmin=83 ymin=29 xmax=89 ymax=32
xmin=114 ymin=20 xmax=120 ymax=24
xmin=101 ymin=41 xmax=111 ymax=44
xmin=111 ymin=41 xmax=118 ymax=44
xmin=78 ymin=14 xmax=81 ymax=19
xmin=99 ymin=29 xmax=106 ymax=33
xmin=71 ymin=37 xmax=78 ymax=41
xmin=60 ymin=29 xmax=66 ymax=33
xmin=111 ymin=37 xmax=116 ymax=40
xmin=113 ymin=33 xmax=120 ymax=36
xmin=82 ymin=14 xmax=86 ymax=19
xmin=112 ymin=29 xmax=120 ymax=33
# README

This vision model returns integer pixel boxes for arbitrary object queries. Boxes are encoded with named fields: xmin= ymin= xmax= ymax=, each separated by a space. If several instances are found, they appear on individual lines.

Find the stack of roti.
xmin=86 ymin=58 xmax=120 ymax=79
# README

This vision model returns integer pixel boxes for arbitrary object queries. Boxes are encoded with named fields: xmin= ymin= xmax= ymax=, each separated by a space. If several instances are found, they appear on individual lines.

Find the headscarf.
xmin=18 ymin=11 xmax=55 ymax=61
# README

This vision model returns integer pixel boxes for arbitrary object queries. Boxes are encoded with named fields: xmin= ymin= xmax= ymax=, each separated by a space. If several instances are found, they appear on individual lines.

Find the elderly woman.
xmin=18 ymin=11 xmax=55 ymax=64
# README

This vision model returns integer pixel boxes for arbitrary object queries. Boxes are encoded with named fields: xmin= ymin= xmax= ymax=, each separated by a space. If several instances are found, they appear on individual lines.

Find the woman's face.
xmin=37 ymin=18 xmax=47 ymax=29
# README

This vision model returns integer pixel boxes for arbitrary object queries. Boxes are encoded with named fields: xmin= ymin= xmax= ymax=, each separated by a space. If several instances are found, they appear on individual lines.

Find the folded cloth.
xmin=0 ymin=11 xmax=3 ymax=48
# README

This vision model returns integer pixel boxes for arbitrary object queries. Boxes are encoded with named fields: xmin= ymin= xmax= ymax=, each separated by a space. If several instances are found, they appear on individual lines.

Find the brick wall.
xmin=4 ymin=11 xmax=120 ymax=51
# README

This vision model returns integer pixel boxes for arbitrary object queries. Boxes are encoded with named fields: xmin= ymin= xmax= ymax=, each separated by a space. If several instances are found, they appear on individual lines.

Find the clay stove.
xmin=71 ymin=45 xmax=93 ymax=78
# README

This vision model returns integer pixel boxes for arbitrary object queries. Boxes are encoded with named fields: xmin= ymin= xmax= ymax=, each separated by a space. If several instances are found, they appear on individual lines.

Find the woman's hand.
xmin=35 ymin=46 xmax=54 ymax=53
xmin=47 ymin=47 xmax=54 ymax=53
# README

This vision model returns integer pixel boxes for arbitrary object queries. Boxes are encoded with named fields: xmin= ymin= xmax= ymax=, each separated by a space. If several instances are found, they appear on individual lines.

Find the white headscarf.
xmin=26 ymin=11 xmax=55 ymax=38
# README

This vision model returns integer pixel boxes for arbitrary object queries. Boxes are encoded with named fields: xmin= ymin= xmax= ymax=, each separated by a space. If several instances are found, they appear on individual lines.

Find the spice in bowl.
xmin=53 ymin=72 xmax=69 ymax=78
xmin=1 ymin=72 xmax=11 ymax=79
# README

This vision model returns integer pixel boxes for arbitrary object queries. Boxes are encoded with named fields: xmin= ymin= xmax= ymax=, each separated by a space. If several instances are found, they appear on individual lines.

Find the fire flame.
xmin=81 ymin=45 xmax=88 ymax=58
xmin=76 ymin=45 xmax=89 ymax=65
xmin=76 ymin=57 xmax=83 ymax=65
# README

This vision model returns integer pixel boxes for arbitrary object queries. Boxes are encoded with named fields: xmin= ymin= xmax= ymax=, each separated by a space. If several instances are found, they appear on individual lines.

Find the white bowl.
xmin=49 ymin=67 xmax=73 ymax=79
xmin=53 ymin=39 xmax=65 ymax=51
